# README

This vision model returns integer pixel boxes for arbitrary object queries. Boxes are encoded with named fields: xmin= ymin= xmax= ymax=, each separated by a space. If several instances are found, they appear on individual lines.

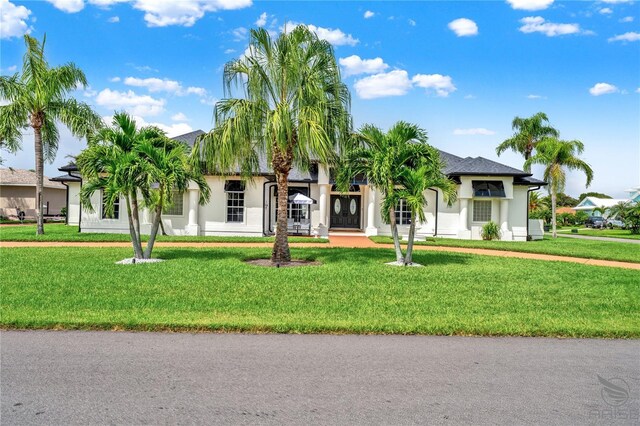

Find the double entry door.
xmin=329 ymin=195 xmax=361 ymax=229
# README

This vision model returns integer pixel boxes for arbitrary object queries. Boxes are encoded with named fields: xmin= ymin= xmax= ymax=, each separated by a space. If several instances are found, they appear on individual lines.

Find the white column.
xmin=317 ymin=184 xmax=328 ymax=237
xmin=500 ymin=199 xmax=512 ymax=241
xmin=365 ymin=186 xmax=377 ymax=236
xmin=457 ymin=198 xmax=471 ymax=239
xmin=186 ymin=189 xmax=200 ymax=236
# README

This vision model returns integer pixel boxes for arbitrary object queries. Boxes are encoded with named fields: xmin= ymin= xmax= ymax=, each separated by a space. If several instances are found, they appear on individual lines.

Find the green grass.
xmin=1 ymin=247 xmax=638 ymax=338
xmin=369 ymin=236 xmax=640 ymax=264
xmin=556 ymin=228 xmax=640 ymax=240
xmin=0 ymin=224 xmax=327 ymax=243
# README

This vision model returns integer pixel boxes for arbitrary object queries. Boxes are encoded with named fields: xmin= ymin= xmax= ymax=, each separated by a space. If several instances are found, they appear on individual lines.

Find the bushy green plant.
xmin=625 ymin=203 xmax=640 ymax=234
xmin=481 ymin=221 xmax=501 ymax=241
xmin=60 ymin=207 xmax=67 ymax=217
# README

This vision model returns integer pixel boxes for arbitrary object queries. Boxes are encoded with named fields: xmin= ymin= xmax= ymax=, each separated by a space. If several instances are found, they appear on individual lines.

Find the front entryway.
xmin=330 ymin=195 xmax=361 ymax=229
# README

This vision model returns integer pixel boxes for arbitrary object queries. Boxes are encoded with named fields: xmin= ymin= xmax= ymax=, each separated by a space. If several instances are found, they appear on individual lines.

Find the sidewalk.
xmin=556 ymin=233 xmax=640 ymax=244
xmin=3 ymin=235 xmax=639 ymax=270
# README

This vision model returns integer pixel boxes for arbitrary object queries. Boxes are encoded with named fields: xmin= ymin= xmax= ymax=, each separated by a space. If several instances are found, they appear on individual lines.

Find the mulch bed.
xmin=245 ymin=259 xmax=322 ymax=268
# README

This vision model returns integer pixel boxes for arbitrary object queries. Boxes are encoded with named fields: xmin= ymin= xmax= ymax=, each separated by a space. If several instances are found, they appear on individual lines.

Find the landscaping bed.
xmin=1 ymin=247 xmax=638 ymax=338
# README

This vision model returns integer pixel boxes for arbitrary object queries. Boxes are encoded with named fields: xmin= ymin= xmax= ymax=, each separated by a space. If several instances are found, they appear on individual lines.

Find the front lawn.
xmin=0 ymin=224 xmax=327 ymax=243
xmin=556 ymin=228 xmax=640 ymax=240
xmin=1 ymin=247 xmax=638 ymax=338
xmin=369 ymin=236 xmax=640 ymax=264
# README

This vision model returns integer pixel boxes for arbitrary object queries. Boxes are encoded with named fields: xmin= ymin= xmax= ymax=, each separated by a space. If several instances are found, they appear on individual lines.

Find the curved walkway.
xmin=2 ymin=236 xmax=639 ymax=270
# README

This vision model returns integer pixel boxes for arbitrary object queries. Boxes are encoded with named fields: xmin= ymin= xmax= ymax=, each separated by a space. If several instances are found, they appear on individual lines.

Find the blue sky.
xmin=1 ymin=0 xmax=639 ymax=198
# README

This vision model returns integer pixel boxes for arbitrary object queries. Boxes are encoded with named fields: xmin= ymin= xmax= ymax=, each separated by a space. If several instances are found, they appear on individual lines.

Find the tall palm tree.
xmin=496 ymin=112 xmax=559 ymax=171
xmin=78 ymin=112 xmax=210 ymax=259
xmin=0 ymin=34 xmax=102 ymax=234
xmin=338 ymin=121 xmax=455 ymax=264
xmin=192 ymin=26 xmax=351 ymax=263
xmin=524 ymin=138 xmax=593 ymax=238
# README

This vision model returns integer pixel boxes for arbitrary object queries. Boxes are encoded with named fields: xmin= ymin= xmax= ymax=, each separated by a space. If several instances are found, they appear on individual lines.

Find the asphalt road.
xmin=1 ymin=331 xmax=639 ymax=425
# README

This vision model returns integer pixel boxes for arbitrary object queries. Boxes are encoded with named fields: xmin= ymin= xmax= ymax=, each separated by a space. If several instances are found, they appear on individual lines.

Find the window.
xmin=163 ymin=190 xmax=184 ymax=216
xmin=472 ymin=181 xmax=506 ymax=197
xmin=395 ymin=199 xmax=411 ymax=225
xmin=473 ymin=200 xmax=492 ymax=222
xmin=101 ymin=192 xmax=120 ymax=219
xmin=225 ymin=180 xmax=245 ymax=223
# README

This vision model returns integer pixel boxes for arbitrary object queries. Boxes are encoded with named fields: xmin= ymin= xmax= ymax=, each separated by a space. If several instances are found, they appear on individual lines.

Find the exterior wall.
xmin=71 ymin=173 xmax=536 ymax=241
xmin=67 ymin=182 xmax=81 ymax=226
xmin=0 ymin=185 xmax=66 ymax=215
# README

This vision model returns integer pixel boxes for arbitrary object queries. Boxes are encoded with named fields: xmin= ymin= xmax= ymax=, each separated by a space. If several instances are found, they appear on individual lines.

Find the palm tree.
xmin=137 ymin=137 xmax=210 ymax=258
xmin=78 ymin=112 xmax=210 ymax=259
xmin=192 ymin=26 xmax=351 ymax=263
xmin=0 ymin=35 xmax=102 ymax=234
xmin=496 ymin=112 xmax=559 ymax=171
xmin=524 ymin=138 xmax=593 ymax=238
xmin=338 ymin=121 xmax=455 ymax=265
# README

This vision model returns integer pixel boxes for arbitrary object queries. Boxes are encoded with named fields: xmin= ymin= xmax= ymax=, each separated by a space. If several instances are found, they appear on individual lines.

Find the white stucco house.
xmin=574 ymin=187 xmax=639 ymax=218
xmin=51 ymin=130 xmax=547 ymax=241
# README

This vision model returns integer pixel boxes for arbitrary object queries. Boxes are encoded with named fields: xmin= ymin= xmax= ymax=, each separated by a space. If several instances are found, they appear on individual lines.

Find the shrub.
xmin=481 ymin=221 xmax=501 ymax=241
xmin=60 ymin=207 xmax=67 ymax=217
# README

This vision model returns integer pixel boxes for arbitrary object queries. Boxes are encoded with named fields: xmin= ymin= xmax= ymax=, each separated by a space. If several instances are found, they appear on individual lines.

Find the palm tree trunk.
xmin=389 ymin=206 xmax=404 ymax=264
xmin=125 ymin=194 xmax=144 ymax=259
xmin=405 ymin=211 xmax=416 ymax=265
xmin=272 ymin=171 xmax=291 ymax=263
xmin=131 ymin=194 xmax=142 ymax=244
xmin=143 ymin=203 xmax=163 ymax=259
xmin=551 ymin=190 xmax=557 ymax=238
xmin=33 ymin=124 xmax=45 ymax=235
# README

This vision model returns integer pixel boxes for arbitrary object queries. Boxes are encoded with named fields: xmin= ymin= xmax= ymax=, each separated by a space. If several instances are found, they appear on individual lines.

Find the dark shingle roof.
xmin=50 ymin=174 xmax=82 ymax=183
xmin=171 ymin=130 xmax=206 ymax=147
xmin=442 ymin=155 xmax=530 ymax=176
xmin=58 ymin=162 xmax=78 ymax=172
xmin=513 ymin=176 xmax=547 ymax=186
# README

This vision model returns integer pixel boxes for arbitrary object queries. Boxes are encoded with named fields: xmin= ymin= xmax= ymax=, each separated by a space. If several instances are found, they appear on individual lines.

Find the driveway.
xmin=2 ymin=331 xmax=639 ymax=425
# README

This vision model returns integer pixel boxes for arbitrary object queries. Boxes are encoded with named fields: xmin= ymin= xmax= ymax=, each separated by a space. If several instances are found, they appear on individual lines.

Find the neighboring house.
xmin=574 ymin=196 xmax=628 ymax=218
xmin=624 ymin=186 xmax=640 ymax=204
xmin=57 ymin=130 xmax=547 ymax=241
xmin=0 ymin=168 xmax=67 ymax=218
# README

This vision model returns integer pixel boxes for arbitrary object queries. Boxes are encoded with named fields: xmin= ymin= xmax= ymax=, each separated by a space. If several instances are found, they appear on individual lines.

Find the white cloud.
xmin=599 ymin=7 xmax=613 ymax=14
xmin=95 ymin=89 xmax=166 ymax=116
xmin=122 ymin=77 xmax=207 ymax=97
xmin=412 ymin=74 xmax=457 ymax=97
xmin=408 ymin=19 xmax=416 ymax=26
xmin=255 ymin=12 xmax=267 ymax=27
xmin=104 ymin=114 xmax=193 ymax=138
xmin=448 ymin=18 xmax=478 ymax=37
xmin=132 ymin=0 xmax=253 ymax=27
xmin=464 ymin=94 xmax=476 ymax=99
xmin=46 ymin=0 xmax=84 ymax=13
xmin=83 ymin=87 xmax=97 ymax=97
xmin=608 ymin=32 xmax=640 ymax=42
xmin=620 ymin=16 xmax=634 ymax=23
xmin=519 ymin=16 xmax=583 ymax=37
xmin=200 ymin=96 xmax=218 ymax=106
xmin=282 ymin=21 xmax=359 ymax=46
xmin=527 ymin=94 xmax=547 ymax=99
xmin=636 ymin=87 xmax=640 ymax=93
xmin=107 ymin=15 xmax=119 ymax=23
xmin=171 ymin=112 xmax=189 ymax=122
xmin=224 ymin=48 xmax=236 ymax=54
xmin=601 ymin=0 xmax=632 ymax=3
xmin=354 ymin=70 xmax=412 ymax=99
xmin=339 ymin=55 xmax=389 ymax=77
xmin=124 ymin=77 xmax=182 ymax=93
xmin=507 ymin=0 xmax=553 ymax=10
xmin=109 ymin=76 xmax=121 ymax=82
xmin=453 ymin=128 xmax=496 ymax=136
xmin=232 ymin=26 xmax=248 ymax=41
xmin=1 ymin=65 xmax=18 ymax=73
xmin=589 ymin=82 xmax=619 ymax=96
xmin=1 ymin=0 xmax=32 ymax=39
xmin=364 ymin=10 xmax=374 ymax=19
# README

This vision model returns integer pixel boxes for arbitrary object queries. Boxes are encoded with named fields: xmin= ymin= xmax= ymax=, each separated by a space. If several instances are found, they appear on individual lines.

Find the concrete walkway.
xmin=2 ymin=236 xmax=640 ymax=270
xmin=556 ymin=233 xmax=640 ymax=244
xmin=2 ymin=331 xmax=639 ymax=425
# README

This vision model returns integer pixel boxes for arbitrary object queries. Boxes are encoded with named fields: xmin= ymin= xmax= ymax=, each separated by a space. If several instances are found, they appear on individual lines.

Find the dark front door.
xmin=330 ymin=195 xmax=361 ymax=229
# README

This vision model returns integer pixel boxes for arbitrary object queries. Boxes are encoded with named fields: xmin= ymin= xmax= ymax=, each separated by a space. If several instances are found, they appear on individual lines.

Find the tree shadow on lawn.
xmin=156 ymin=246 xmax=468 ymax=267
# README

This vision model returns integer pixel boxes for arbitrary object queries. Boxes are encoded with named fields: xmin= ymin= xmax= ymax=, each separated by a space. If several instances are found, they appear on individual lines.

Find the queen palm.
xmin=524 ymin=138 xmax=593 ymax=238
xmin=0 ymin=34 xmax=102 ymax=234
xmin=338 ymin=121 xmax=455 ymax=265
xmin=496 ymin=112 xmax=559 ymax=171
xmin=192 ymin=26 xmax=351 ymax=263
